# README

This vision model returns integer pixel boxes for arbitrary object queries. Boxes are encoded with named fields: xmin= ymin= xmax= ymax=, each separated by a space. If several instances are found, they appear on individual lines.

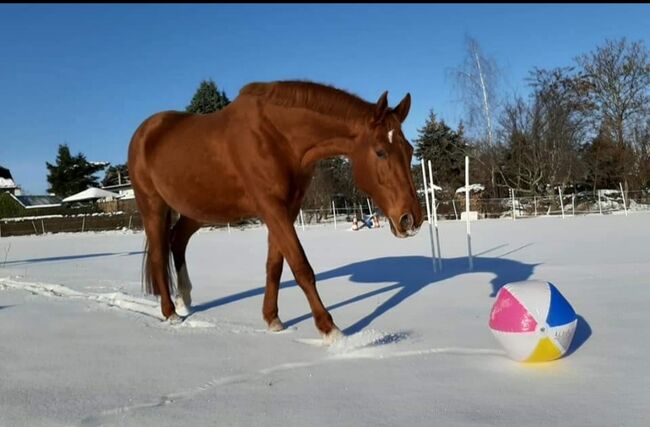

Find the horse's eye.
xmin=375 ymin=149 xmax=387 ymax=159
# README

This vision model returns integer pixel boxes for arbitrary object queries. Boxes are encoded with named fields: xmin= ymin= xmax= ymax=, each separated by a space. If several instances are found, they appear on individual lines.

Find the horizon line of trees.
xmin=44 ymin=38 xmax=649 ymax=212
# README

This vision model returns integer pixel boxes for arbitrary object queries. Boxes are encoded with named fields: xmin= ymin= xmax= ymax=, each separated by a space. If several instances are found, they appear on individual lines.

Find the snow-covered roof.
xmin=417 ymin=184 xmax=443 ymax=196
xmin=0 ymin=177 xmax=16 ymax=188
xmin=62 ymin=187 xmax=122 ymax=203
xmin=9 ymin=194 xmax=62 ymax=208
xmin=0 ymin=166 xmax=16 ymax=188
xmin=456 ymin=184 xmax=485 ymax=194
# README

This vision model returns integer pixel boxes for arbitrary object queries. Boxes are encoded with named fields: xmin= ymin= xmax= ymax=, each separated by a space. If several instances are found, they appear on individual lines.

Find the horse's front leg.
xmin=259 ymin=201 xmax=342 ymax=343
xmin=263 ymin=234 xmax=285 ymax=332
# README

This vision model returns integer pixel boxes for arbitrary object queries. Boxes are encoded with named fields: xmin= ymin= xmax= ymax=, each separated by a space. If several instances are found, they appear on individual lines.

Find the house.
xmin=0 ymin=192 xmax=62 ymax=218
xmin=101 ymin=181 xmax=134 ymax=199
xmin=0 ymin=166 xmax=18 ymax=195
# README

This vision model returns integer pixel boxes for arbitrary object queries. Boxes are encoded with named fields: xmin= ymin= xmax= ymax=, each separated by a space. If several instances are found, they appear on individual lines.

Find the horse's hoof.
xmin=166 ymin=313 xmax=185 ymax=325
xmin=174 ymin=296 xmax=192 ymax=317
xmin=267 ymin=318 xmax=285 ymax=332
xmin=321 ymin=326 xmax=345 ymax=345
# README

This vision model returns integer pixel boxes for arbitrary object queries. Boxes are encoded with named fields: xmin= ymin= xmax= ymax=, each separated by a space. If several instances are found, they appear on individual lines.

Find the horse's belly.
xmin=152 ymin=163 xmax=258 ymax=223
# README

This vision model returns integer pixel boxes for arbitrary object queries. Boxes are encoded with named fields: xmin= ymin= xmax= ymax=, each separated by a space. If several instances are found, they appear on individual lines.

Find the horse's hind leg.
xmin=170 ymin=215 xmax=202 ymax=316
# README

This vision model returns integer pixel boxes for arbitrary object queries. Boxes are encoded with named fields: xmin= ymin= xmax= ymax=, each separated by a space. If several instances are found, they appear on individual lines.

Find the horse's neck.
xmin=292 ymin=116 xmax=360 ymax=168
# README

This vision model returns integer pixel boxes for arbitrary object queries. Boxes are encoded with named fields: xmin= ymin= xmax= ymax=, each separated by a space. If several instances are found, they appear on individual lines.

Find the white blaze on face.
xmin=388 ymin=129 xmax=394 ymax=144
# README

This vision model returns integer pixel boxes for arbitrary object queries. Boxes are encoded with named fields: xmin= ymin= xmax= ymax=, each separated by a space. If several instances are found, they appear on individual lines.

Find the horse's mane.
xmin=239 ymin=80 xmax=375 ymax=121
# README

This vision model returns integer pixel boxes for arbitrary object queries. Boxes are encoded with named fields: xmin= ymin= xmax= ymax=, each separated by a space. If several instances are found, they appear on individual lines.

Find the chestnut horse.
xmin=128 ymin=81 xmax=423 ymax=343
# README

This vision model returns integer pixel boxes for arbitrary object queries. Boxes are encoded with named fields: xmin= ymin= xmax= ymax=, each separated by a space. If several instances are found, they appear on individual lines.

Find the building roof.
xmin=0 ymin=166 xmax=16 ymax=189
xmin=62 ymin=187 xmax=121 ymax=203
xmin=101 ymin=181 xmax=132 ymax=191
xmin=456 ymin=184 xmax=485 ymax=194
xmin=13 ymin=194 xmax=62 ymax=208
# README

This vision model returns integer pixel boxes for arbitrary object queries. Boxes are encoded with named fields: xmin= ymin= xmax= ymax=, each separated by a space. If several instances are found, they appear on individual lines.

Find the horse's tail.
xmin=142 ymin=210 xmax=177 ymax=296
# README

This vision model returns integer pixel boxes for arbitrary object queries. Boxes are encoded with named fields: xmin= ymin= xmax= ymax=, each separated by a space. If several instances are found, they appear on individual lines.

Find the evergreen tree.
xmin=414 ymin=111 xmax=468 ymax=194
xmin=186 ymin=79 xmax=231 ymax=114
xmin=102 ymin=163 xmax=129 ymax=187
xmin=46 ymin=144 xmax=106 ymax=197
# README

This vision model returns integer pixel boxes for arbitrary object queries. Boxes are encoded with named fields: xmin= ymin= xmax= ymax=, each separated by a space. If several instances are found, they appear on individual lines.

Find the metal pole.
xmin=128 ymin=215 xmax=133 ymax=230
xmin=465 ymin=156 xmax=473 ymax=271
xmin=420 ymin=161 xmax=437 ymax=273
xmin=558 ymin=187 xmax=565 ymax=219
xmin=299 ymin=209 xmax=305 ymax=231
xmin=332 ymin=200 xmax=337 ymax=230
xmin=41 ymin=219 xmax=45 ymax=234
xmin=428 ymin=160 xmax=442 ymax=270
xmin=511 ymin=188 xmax=515 ymax=220
xmin=227 ymin=223 xmax=231 ymax=234
xmin=619 ymin=182 xmax=628 ymax=216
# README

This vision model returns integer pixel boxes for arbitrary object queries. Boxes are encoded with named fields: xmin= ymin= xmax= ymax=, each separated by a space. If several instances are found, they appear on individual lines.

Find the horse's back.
xmin=128 ymin=106 xmax=260 ymax=222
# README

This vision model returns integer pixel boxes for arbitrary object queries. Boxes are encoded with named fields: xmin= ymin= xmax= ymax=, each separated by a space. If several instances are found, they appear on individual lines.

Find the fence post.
xmin=598 ymin=190 xmax=603 ymax=215
xmin=558 ymin=187 xmax=565 ymax=219
xmin=299 ymin=209 xmax=305 ymax=231
xmin=82 ymin=216 xmax=86 ymax=233
xmin=227 ymin=223 xmax=231 ymax=234
xmin=534 ymin=196 xmax=537 ymax=217
xmin=128 ymin=215 xmax=133 ymax=230
xmin=452 ymin=200 xmax=458 ymax=220
xmin=332 ymin=200 xmax=337 ymax=230
xmin=619 ymin=182 xmax=628 ymax=216
xmin=572 ymin=194 xmax=575 ymax=216
xmin=511 ymin=188 xmax=516 ymax=220
xmin=41 ymin=219 xmax=45 ymax=234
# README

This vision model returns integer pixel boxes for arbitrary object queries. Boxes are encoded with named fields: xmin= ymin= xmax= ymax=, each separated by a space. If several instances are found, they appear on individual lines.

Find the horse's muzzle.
xmin=389 ymin=212 xmax=420 ymax=238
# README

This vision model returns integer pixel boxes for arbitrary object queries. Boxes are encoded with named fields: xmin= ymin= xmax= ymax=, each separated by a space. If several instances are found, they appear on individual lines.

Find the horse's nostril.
xmin=399 ymin=213 xmax=413 ymax=231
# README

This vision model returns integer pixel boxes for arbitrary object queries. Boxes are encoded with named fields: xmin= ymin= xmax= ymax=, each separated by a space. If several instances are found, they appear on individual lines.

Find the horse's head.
xmin=351 ymin=91 xmax=424 ymax=238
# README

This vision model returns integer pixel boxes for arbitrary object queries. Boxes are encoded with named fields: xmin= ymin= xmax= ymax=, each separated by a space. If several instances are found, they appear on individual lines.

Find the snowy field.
xmin=1 ymin=213 xmax=648 ymax=427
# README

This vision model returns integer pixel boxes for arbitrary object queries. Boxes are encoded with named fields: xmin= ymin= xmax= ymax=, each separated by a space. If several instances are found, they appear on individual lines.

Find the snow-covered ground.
xmin=1 ymin=213 xmax=648 ymax=427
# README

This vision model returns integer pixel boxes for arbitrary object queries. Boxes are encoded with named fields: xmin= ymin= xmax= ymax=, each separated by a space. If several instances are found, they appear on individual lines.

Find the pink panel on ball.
xmin=489 ymin=288 xmax=538 ymax=332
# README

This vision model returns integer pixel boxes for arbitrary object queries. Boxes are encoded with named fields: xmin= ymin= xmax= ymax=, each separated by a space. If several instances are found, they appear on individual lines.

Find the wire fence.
xmin=1 ymin=190 xmax=648 ymax=237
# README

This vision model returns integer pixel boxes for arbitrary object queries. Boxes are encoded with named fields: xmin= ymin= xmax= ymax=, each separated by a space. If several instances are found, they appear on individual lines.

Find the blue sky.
xmin=2 ymin=4 xmax=649 ymax=194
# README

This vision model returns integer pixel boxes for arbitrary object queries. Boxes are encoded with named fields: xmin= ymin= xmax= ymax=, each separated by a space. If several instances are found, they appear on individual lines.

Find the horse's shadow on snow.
xmin=194 ymin=247 xmax=545 ymax=335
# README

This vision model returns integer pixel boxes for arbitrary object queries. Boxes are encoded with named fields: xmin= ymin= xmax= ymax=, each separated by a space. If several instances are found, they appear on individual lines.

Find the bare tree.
xmin=454 ymin=36 xmax=500 ymax=146
xmin=453 ymin=36 xmax=504 ymax=196
xmin=499 ymin=68 xmax=587 ymax=196
xmin=577 ymin=38 xmax=650 ymax=193
xmin=577 ymin=38 xmax=650 ymax=147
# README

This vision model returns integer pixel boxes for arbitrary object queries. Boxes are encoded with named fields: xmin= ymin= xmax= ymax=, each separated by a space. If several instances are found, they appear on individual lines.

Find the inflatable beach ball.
xmin=489 ymin=280 xmax=577 ymax=363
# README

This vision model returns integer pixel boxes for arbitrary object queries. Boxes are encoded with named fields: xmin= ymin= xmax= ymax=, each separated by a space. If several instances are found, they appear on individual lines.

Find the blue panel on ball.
xmin=546 ymin=283 xmax=576 ymax=326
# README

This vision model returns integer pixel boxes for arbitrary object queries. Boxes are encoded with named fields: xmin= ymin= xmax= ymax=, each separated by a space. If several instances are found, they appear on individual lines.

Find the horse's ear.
xmin=393 ymin=93 xmax=411 ymax=123
xmin=371 ymin=91 xmax=389 ymax=126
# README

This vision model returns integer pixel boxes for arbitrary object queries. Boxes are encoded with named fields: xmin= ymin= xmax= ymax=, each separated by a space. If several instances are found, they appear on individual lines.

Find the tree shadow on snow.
xmin=193 ymin=249 xmax=542 ymax=335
